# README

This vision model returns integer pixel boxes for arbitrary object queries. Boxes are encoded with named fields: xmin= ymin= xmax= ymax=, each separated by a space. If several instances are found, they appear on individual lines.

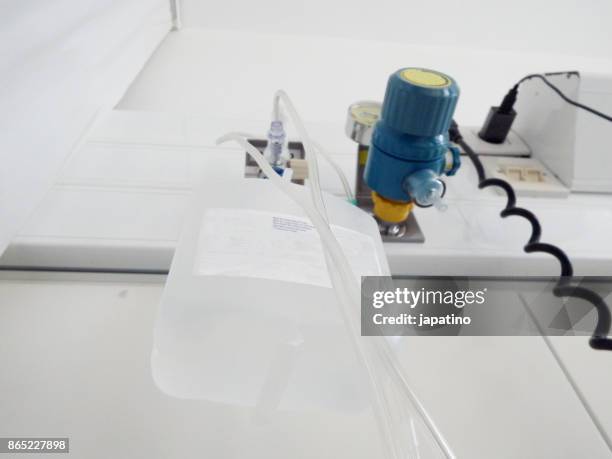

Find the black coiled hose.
xmin=449 ymin=121 xmax=612 ymax=351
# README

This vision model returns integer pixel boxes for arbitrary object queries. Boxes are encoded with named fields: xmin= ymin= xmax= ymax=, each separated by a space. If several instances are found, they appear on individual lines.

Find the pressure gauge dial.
xmin=345 ymin=101 xmax=382 ymax=147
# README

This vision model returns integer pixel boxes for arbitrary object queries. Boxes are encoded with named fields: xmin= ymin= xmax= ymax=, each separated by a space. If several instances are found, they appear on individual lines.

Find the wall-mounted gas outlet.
xmin=244 ymin=139 xmax=306 ymax=184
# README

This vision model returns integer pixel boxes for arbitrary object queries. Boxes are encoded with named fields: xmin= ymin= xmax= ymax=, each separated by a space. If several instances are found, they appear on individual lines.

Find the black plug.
xmin=448 ymin=120 xmax=462 ymax=143
xmin=478 ymin=85 xmax=518 ymax=144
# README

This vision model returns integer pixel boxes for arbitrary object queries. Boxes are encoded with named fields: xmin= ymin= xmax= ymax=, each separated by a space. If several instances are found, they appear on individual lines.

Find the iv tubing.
xmin=218 ymin=133 xmax=395 ymax=457
xmin=274 ymin=90 xmax=356 ymax=205
xmin=223 ymin=79 xmax=453 ymax=459
xmin=217 ymin=132 xmax=454 ymax=459
xmin=312 ymin=140 xmax=356 ymax=204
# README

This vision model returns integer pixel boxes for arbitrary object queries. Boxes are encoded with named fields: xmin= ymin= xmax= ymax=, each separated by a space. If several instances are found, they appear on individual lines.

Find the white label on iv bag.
xmin=194 ymin=208 xmax=382 ymax=287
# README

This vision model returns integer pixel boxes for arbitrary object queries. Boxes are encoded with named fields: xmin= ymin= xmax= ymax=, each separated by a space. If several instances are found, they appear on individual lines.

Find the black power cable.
xmin=516 ymin=73 xmax=612 ymax=122
xmin=479 ymin=71 xmax=612 ymax=143
xmin=449 ymin=121 xmax=612 ymax=351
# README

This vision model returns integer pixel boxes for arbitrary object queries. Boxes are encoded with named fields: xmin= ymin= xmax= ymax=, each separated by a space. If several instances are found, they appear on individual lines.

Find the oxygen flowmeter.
xmin=347 ymin=68 xmax=461 ymax=240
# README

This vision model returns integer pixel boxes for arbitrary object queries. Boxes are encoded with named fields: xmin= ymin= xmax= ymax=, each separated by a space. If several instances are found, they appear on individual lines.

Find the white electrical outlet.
xmin=479 ymin=156 xmax=569 ymax=198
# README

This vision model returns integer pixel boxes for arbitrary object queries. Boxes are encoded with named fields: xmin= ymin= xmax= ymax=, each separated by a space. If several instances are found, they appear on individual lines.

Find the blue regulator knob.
xmin=364 ymin=68 xmax=461 ymax=217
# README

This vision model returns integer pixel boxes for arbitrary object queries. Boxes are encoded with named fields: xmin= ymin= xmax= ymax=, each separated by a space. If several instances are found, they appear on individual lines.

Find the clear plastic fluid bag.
xmin=153 ymin=173 xmax=386 ymax=410
xmin=152 ymin=164 xmax=452 ymax=458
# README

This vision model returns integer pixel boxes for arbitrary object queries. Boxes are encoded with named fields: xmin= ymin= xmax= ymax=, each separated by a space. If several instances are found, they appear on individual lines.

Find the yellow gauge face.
xmin=400 ymin=68 xmax=451 ymax=88
xmin=349 ymin=102 xmax=381 ymax=127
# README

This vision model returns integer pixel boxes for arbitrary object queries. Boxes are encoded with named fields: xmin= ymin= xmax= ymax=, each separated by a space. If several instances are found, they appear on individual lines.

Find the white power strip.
xmin=460 ymin=126 xmax=531 ymax=157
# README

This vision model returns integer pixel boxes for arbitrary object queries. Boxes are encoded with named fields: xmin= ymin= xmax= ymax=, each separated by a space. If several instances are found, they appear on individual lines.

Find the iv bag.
xmin=152 ymin=173 xmax=390 ymax=413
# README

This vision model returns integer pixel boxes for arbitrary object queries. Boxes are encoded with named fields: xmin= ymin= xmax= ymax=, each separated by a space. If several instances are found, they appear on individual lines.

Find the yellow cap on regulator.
xmin=371 ymin=191 xmax=414 ymax=223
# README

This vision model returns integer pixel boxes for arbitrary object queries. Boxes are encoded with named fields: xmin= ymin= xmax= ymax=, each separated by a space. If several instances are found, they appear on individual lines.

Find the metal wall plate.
xmin=245 ymin=139 xmax=425 ymax=243
xmin=244 ymin=139 xmax=305 ymax=184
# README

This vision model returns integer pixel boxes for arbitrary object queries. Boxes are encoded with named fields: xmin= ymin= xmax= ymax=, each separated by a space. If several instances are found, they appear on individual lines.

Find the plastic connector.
xmin=404 ymin=169 xmax=447 ymax=210
xmin=263 ymin=120 xmax=290 ymax=167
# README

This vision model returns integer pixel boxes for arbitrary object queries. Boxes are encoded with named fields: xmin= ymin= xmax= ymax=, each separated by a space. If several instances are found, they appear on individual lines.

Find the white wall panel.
xmin=179 ymin=0 xmax=612 ymax=58
xmin=0 ymin=0 xmax=172 ymax=256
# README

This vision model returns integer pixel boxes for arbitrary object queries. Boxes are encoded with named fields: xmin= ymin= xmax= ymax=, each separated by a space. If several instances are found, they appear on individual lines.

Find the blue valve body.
xmin=365 ymin=125 xmax=450 ymax=201
xmin=364 ymin=68 xmax=460 ymax=202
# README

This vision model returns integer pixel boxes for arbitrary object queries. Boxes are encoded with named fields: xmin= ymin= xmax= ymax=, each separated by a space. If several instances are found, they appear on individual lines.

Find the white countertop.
xmin=1 ymin=271 xmax=611 ymax=458
xmin=3 ymin=108 xmax=612 ymax=277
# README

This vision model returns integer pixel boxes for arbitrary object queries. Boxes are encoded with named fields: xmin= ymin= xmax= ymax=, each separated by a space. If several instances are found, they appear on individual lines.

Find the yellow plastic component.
xmin=358 ymin=147 xmax=369 ymax=166
xmin=371 ymin=191 xmax=413 ymax=223
xmin=400 ymin=68 xmax=450 ymax=88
